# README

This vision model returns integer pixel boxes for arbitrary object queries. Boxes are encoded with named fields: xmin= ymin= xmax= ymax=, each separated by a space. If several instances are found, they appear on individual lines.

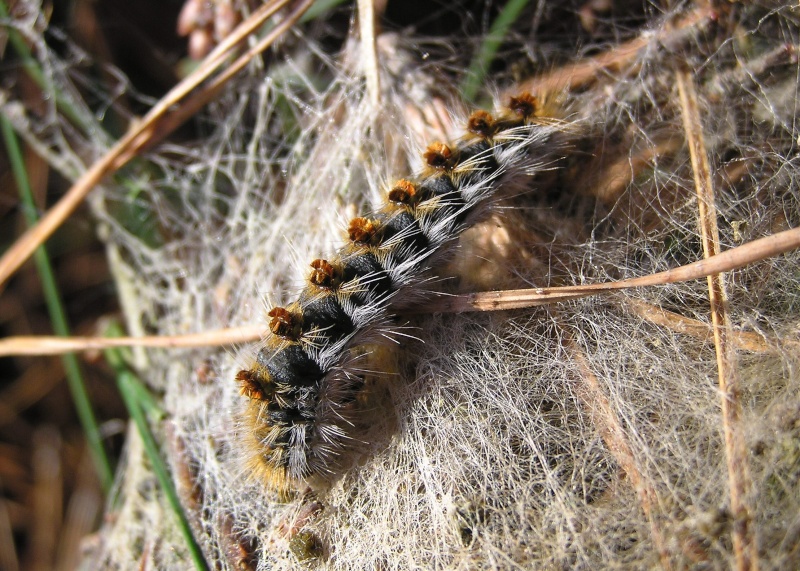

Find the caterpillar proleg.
xmin=236 ymin=93 xmax=562 ymax=490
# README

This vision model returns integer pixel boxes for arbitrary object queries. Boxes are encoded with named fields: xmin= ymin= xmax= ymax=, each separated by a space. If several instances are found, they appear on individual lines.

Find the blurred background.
xmin=1 ymin=2 xmax=190 ymax=569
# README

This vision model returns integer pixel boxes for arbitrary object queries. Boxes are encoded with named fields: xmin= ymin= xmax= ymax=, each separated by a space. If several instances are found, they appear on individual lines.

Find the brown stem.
xmin=0 ymin=0 xmax=311 ymax=289
xmin=676 ymin=69 xmax=758 ymax=571
xmin=561 ymin=323 xmax=674 ymax=570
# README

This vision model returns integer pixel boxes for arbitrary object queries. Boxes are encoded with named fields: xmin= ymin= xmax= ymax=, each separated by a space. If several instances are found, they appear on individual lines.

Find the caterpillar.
xmin=235 ymin=92 xmax=560 ymax=491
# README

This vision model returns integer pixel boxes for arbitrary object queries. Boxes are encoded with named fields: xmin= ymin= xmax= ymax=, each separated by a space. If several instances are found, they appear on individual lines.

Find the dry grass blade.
xmin=625 ymin=298 xmax=794 ymax=354
xmin=0 ymin=489 xmax=19 ymax=571
xmin=0 ymin=361 xmax=64 ymax=426
xmin=676 ymin=68 xmax=758 ymax=571
xmin=0 ymin=0 xmax=310 ymax=289
xmin=0 ymin=325 xmax=265 ymax=357
xmin=56 ymin=451 xmax=102 ymax=571
xmin=357 ymin=0 xmax=382 ymax=107
xmin=563 ymin=323 xmax=674 ymax=570
xmin=1 ymin=226 xmax=797 ymax=357
xmin=519 ymin=6 xmax=712 ymax=94
xmin=30 ymin=428 xmax=62 ymax=571
xmin=435 ymin=226 xmax=800 ymax=313
xmin=153 ymin=0 xmax=316 ymax=146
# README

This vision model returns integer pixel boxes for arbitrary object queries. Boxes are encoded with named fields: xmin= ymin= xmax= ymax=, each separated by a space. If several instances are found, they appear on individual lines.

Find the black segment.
xmin=258 ymin=345 xmax=323 ymax=387
xmin=418 ymin=173 xmax=468 ymax=225
xmin=493 ymin=118 xmax=523 ymax=134
xmin=378 ymin=210 xmax=430 ymax=256
xmin=267 ymin=403 xmax=308 ymax=426
xmin=341 ymin=251 xmax=393 ymax=303
xmin=301 ymin=295 xmax=355 ymax=341
xmin=417 ymin=173 xmax=458 ymax=200
xmin=459 ymin=140 xmax=499 ymax=177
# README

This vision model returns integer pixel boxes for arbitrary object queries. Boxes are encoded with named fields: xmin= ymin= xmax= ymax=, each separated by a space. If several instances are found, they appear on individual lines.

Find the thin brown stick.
xmin=0 ymin=473 xmax=19 ymax=571
xmin=625 ymin=298 xmax=796 ymax=355
xmin=0 ymin=0 xmax=311 ymax=289
xmin=0 ymin=359 xmax=64 ymax=425
xmin=518 ymin=7 xmax=712 ymax=94
xmin=676 ymin=69 xmax=758 ymax=571
xmin=431 ymin=226 xmax=800 ymax=313
xmin=31 ymin=427 xmax=62 ymax=571
xmin=563 ymin=325 xmax=674 ymax=570
xmin=0 ymin=325 xmax=264 ymax=356
xmin=590 ymin=139 xmax=682 ymax=203
xmin=0 ymin=226 xmax=798 ymax=357
xmin=143 ymin=0 xmax=316 ymax=154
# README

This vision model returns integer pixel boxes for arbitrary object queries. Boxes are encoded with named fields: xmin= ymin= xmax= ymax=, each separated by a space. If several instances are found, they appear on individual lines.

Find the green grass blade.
xmin=104 ymin=325 xmax=209 ymax=571
xmin=459 ymin=0 xmax=531 ymax=102
xmin=300 ymin=0 xmax=350 ymax=23
xmin=1 ymin=116 xmax=115 ymax=492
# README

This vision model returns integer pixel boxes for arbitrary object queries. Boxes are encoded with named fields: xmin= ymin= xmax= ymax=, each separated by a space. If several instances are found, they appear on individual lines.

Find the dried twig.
xmin=625 ymin=298 xmax=796 ymax=355
xmin=518 ymin=7 xmax=713 ymax=94
xmin=563 ymin=325 xmax=675 ymax=569
xmin=676 ymin=68 xmax=758 ymax=571
xmin=0 ymin=0 xmax=313 ymax=289
xmin=1 ymin=226 xmax=797 ymax=357
xmin=432 ymin=226 xmax=800 ymax=313
xmin=0 ymin=325 xmax=264 ymax=356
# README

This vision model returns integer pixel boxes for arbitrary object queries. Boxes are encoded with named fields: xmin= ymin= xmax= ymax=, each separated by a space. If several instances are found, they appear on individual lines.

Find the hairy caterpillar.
xmin=235 ymin=93 xmax=560 ymax=490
